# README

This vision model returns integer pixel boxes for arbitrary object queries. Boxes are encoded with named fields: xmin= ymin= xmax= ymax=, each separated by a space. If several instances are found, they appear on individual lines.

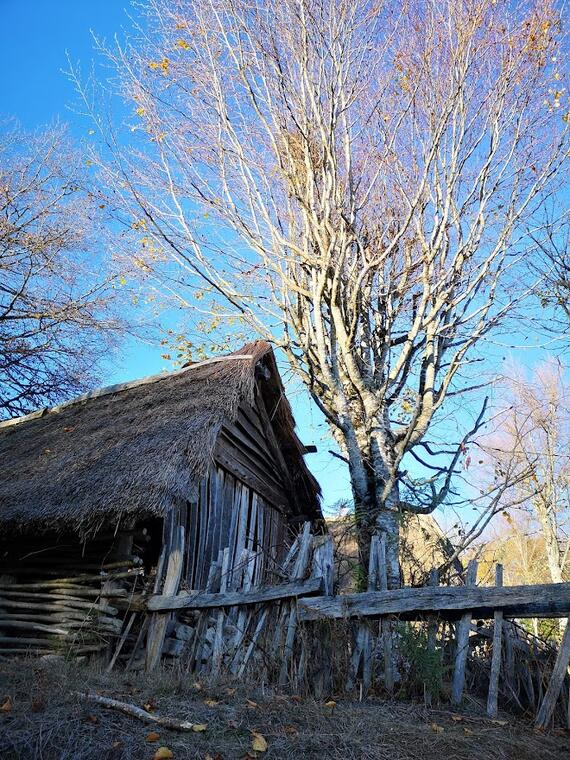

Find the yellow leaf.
xmin=324 ymin=700 xmax=337 ymax=709
xmin=136 ymin=107 xmax=146 ymax=117
xmin=251 ymin=732 xmax=268 ymax=752
xmin=176 ymin=38 xmax=190 ymax=50
xmin=431 ymin=723 xmax=444 ymax=733
xmin=146 ymin=731 xmax=161 ymax=742
xmin=204 ymin=699 xmax=219 ymax=707
xmin=192 ymin=723 xmax=208 ymax=732
xmin=153 ymin=749 xmax=174 ymax=760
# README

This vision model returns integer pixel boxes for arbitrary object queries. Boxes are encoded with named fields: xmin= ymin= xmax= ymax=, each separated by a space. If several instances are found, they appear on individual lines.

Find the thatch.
xmin=0 ymin=342 xmax=321 ymax=534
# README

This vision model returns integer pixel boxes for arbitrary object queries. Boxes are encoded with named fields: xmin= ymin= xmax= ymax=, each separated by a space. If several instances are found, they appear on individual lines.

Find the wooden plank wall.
xmin=183 ymin=466 xmax=287 ymax=591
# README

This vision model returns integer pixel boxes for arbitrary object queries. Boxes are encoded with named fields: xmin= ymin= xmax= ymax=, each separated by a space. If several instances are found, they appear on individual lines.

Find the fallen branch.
xmin=73 ymin=692 xmax=197 ymax=731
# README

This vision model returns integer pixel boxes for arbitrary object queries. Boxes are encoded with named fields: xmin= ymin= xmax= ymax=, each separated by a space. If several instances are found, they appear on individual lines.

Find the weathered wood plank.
xmin=297 ymin=582 xmax=570 ymax=621
xmin=214 ymin=448 xmax=288 ymax=510
xmin=147 ymin=576 xmax=324 ymax=611
xmin=145 ymin=518 xmax=185 ymax=672
xmin=451 ymin=560 xmax=478 ymax=705
xmin=487 ymin=564 xmax=504 ymax=718
xmin=536 ymin=619 xmax=570 ymax=729
xmin=378 ymin=535 xmax=394 ymax=693
xmin=279 ymin=522 xmax=313 ymax=685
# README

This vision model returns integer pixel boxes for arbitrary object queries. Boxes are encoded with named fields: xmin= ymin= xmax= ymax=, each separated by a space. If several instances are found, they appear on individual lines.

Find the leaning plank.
xmin=297 ymin=582 xmax=570 ymax=621
xmin=535 ymin=619 xmax=570 ymax=729
xmin=147 ymin=576 xmax=324 ymax=611
xmin=211 ymin=547 xmax=230 ymax=675
xmin=145 ymin=520 xmax=185 ymax=671
xmin=487 ymin=564 xmax=504 ymax=718
xmin=73 ymin=692 xmax=197 ymax=731
xmin=451 ymin=560 xmax=478 ymax=706
xmin=279 ymin=522 xmax=313 ymax=685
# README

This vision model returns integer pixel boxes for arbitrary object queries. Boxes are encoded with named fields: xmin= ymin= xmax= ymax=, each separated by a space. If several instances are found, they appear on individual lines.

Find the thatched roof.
xmin=0 ymin=342 xmax=321 ymax=534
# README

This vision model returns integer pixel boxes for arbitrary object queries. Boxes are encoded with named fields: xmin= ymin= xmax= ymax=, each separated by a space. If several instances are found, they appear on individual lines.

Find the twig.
xmin=73 ymin=692 xmax=197 ymax=731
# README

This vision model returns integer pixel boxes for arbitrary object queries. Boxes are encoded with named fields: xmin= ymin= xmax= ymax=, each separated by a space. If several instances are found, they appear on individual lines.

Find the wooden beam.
xmin=297 ymin=582 xmax=570 ymax=622
xmin=147 ymin=576 xmax=324 ymax=612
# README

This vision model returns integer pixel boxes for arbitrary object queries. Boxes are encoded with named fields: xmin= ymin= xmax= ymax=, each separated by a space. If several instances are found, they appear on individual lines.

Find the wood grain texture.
xmin=147 ymin=576 xmax=324 ymax=611
xmin=297 ymin=582 xmax=570 ymax=621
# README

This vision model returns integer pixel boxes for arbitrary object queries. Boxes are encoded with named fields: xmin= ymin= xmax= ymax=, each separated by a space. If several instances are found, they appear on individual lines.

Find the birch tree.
xmin=78 ymin=0 xmax=569 ymax=586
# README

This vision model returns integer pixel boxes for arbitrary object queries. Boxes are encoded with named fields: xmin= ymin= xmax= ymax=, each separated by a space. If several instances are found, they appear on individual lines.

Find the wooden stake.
xmin=536 ymin=619 xmax=570 ymax=729
xmin=451 ymin=560 xmax=478 ymax=706
xmin=278 ymin=523 xmax=312 ymax=685
xmin=487 ymin=564 xmax=504 ymax=718
xmin=145 ymin=518 xmax=185 ymax=672
xmin=211 ymin=547 xmax=230 ymax=675
xmin=378 ymin=535 xmax=394 ymax=693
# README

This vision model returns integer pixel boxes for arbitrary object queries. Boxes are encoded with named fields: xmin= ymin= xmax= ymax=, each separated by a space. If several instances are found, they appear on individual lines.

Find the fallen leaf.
xmin=205 ymin=754 xmax=224 ymax=760
xmin=324 ymin=700 xmax=337 ymax=709
xmin=290 ymin=695 xmax=303 ymax=703
xmin=246 ymin=699 xmax=259 ymax=709
xmin=87 ymin=714 xmax=99 ymax=724
xmin=490 ymin=719 xmax=508 ymax=726
xmin=204 ymin=699 xmax=220 ymax=707
xmin=193 ymin=682 xmax=203 ymax=691
xmin=146 ymin=731 xmax=161 ymax=742
xmin=225 ymin=688 xmax=237 ymax=696
xmin=281 ymin=725 xmax=299 ymax=736
xmin=251 ymin=732 xmax=268 ymax=753
xmin=111 ymin=740 xmax=123 ymax=749
xmin=192 ymin=723 xmax=208 ymax=733
xmin=31 ymin=697 xmax=45 ymax=713
xmin=153 ymin=748 xmax=174 ymax=760
xmin=451 ymin=715 xmax=464 ymax=722
xmin=431 ymin=723 xmax=444 ymax=733
xmin=463 ymin=728 xmax=474 ymax=736
xmin=0 ymin=697 xmax=12 ymax=712
xmin=143 ymin=699 xmax=157 ymax=712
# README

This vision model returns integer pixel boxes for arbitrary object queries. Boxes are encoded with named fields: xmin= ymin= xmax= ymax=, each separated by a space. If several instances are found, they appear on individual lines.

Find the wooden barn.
xmin=0 ymin=341 xmax=322 ymax=668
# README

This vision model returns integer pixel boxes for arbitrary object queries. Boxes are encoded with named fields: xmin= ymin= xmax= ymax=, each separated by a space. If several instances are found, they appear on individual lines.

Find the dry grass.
xmin=1 ymin=658 xmax=569 ymax=760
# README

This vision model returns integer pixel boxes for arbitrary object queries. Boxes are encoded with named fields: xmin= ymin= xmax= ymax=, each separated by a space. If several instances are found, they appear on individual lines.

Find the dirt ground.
xmin=1 ymin=659 xmax=569 ymax=760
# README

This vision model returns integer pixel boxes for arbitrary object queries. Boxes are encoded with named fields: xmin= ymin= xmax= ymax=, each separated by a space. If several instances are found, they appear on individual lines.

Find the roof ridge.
xmin=0 ymin=354 xmax=255 ymax=433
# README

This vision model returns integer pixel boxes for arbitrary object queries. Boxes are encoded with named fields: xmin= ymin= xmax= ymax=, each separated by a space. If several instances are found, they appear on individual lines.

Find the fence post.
xmin=451 ymin=559 xmax=478 ymax=705
xmin=378 ymin=535 xmax=394 ymax=693
xmin=536 ymin=619 xmax=570 ymax=729
xmin=487 ymin=563 xmax=504 ymax=718
xmin=426 ymin=568 xmax=439 ymax=706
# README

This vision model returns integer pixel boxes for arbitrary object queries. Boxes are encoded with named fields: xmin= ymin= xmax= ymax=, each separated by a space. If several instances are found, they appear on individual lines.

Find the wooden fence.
xmin=3 ymin=523 xmax=570 ymax=729
xmin=131 ymin=523 xmax=570 ymax=729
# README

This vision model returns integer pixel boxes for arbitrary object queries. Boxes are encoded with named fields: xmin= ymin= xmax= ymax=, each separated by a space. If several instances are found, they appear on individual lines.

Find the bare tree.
xmin=532 ymin=213 xmax=570 ymax=343
xmin=75 ymin=0 xmax=569 ymax=585
xmin=0 ymin=123 xmax=120 ymax=418
xmin=481 ymin=362 xmax=570 ymax=587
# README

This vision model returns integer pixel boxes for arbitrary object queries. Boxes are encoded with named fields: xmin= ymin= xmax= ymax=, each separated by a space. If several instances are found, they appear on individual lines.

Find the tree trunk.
xmin=348 ymin=455 xmax=401 ymax=590
xmin=340 ymin=419 xmax=402 ymax=590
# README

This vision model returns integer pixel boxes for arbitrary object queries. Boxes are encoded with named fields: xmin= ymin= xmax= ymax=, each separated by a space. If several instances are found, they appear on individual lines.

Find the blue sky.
xmin=1 ymin=1 xmax=563 ymax=520
xmin=0 ymin=0 xmax=352 ymax=510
